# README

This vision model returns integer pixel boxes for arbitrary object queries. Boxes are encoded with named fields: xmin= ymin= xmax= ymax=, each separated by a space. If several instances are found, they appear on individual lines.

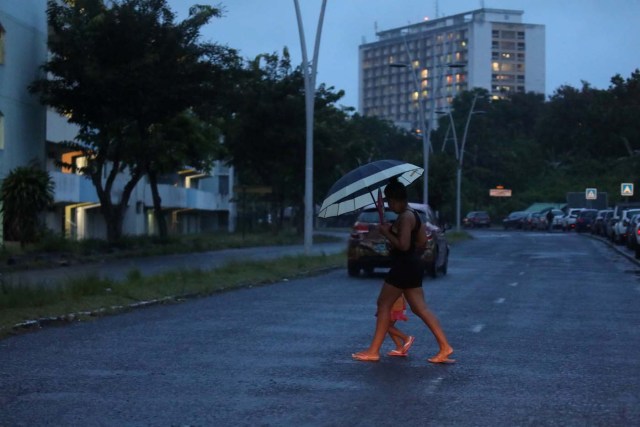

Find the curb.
xmin=1 ymin=264 xmax=342 ymax=339
xmin=583 ymin=231 xmax=640 ymax=266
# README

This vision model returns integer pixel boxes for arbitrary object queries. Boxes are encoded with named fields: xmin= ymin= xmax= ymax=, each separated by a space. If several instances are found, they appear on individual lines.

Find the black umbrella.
xmin=318 ymin=159 xmax=423 ymax=219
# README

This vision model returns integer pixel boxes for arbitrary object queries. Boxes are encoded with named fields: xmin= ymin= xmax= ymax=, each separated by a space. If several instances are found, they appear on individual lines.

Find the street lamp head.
xmin=447 ymin=62 xmax=466 ymax=69
xmin=435 ymin=110 xmax=448 ymax=115
xmin=389 ymin=63 xmax=410 ymax=68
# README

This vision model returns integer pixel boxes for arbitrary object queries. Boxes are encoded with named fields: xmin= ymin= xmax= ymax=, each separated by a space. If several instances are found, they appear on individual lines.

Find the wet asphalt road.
xmin=1 ymin=230 xmax=639 ymax=426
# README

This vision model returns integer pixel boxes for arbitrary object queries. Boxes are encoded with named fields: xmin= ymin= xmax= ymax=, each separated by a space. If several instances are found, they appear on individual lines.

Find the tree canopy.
xmin=30 ymin=0 xmax=239 ymax=242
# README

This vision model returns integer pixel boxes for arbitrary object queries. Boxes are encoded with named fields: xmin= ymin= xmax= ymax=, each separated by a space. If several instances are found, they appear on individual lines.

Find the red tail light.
xmin=350 ymin=222 xmax=370 ymax=238
xmin=353 ymin=223 xmax=370 ymax=233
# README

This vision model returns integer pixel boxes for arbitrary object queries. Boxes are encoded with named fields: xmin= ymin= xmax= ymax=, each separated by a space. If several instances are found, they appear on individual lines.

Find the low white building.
xmin=0 ymin=1 xmax=236 ymax=242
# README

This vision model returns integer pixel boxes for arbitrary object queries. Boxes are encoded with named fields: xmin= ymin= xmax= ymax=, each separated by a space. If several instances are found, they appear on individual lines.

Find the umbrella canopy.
xmin=318 ymin=159 xmax=423 ymax=218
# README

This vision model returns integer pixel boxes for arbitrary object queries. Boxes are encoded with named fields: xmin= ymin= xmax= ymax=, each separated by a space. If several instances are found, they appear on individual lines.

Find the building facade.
xmin=0 ymin=1 xmax=236 ymax=242
xmin=359 ymin=8 xmax=545 ymax=132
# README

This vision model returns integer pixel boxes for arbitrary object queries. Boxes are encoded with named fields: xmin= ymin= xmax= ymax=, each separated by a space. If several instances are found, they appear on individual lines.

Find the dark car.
xmin=592 ymin=209 xmax=613 ymax=236
xmin=347 ymin=203 xmax=449 ymax=278
xmin=575 ymin=209 xmax=598 ymax=232
xmin=463 ymin=211 xmax=491 ymax=228
xmin=503 ymin=211 xmax=527 ymax=230
xmin=522 ymin=212 xmax=547 ymax=231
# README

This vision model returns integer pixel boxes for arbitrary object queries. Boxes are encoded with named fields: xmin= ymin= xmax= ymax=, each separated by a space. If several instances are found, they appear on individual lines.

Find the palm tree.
xmin=1 ymin=164 xmax=54 ymax=247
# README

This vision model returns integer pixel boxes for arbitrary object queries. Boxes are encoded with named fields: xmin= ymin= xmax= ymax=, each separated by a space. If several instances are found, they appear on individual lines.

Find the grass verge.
xmin=0 ymin=252 xmax=345 ymax=339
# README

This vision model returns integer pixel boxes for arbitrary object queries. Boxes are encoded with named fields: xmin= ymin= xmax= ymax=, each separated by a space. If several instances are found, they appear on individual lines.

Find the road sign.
xmin=489 ymin=188 xmax=512 ymax=197
xmin=621 ymin=183 xmax=634 ymax=196
xmin=585 ymin=188 xmax=597 ymax=200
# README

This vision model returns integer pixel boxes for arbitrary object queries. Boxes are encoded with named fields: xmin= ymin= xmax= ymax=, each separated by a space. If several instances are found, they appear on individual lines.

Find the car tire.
xmin=425 ymin=252 xmax=438 ymax=278
xmin=347 ymin=262 xmax=360 ymax=277
xmin=425 ymin=262 xmax=437 ymax=278
xmin=440 ymin=250 xmax=449 ymax=275
xmin=636 ymin=247 xmax=640 ymax=260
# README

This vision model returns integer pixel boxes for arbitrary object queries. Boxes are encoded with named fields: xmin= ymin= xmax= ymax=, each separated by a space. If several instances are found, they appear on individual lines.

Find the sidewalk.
xmin=1 ymin=234 xmax=348 ymax=289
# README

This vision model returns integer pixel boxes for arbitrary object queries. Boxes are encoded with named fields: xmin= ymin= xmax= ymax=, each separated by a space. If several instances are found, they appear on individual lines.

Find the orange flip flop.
xmin=352 ymin=352 xmax=380 ymax=362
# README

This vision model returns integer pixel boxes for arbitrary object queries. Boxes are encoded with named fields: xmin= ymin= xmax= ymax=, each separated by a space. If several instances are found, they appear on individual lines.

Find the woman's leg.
xmin=403 ymin=287 xmax=454 ymax=363
xmin=353 ymin=283 xmax=403 ymax=360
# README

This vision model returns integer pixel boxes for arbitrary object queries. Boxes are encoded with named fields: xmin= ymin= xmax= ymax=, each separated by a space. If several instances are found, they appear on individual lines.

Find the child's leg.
xmin=388 ymin=324 xmax=410 ymax=350
xmin=387 ymin=321 xmax=404 ymax=349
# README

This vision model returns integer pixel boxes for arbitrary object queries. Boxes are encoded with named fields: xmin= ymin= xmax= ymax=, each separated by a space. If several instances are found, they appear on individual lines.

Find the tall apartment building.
xmin=359 ymin=8 xmax=545 ymax=132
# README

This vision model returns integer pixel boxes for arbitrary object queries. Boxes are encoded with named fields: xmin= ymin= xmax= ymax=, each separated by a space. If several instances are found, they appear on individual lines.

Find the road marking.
xmin=494 ymin=298 xmax=506 ymax=304
xmin=519 ymin=271 xmax=525 ymax=276
xmin=425 ymin=377 xmax=444 ymax=394
xmin=471 ymin=324 xmax=484 ymax=333
xmin=508 ymin=282 xmax=519 ymax=287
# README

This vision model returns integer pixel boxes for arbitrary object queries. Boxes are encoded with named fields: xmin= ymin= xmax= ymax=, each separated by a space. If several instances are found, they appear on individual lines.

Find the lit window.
xmin=421 ymin=69 xmax=428 ymax=79
xmin=411 ymin=91 xmax=419 ymax=101
xmin=492 ymin=62 xmax=500 ymax=72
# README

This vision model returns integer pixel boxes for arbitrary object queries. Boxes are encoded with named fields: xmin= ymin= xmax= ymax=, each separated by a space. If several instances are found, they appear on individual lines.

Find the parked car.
xmin=522 ymin=212 xmax=547 ymax=231
xmin=612 ymin=208 xmax=640 ymax=244
xmin=463 ymin=211 xmax=491 ymax=228
xmin=551 ymin=210 xmax=566 ymax=229
xmin=502 ymin=211 xmax=527 ymax=229
xmin=561 ymin=208 xmax=583 ymax=231
xmin=633 ymin=221 xmax=640 ymax=259
xmin=625 ymin=213 xmax=640 ymax=249
xmin=543 ymin=209 xmax=565 ymax=230
xmin=592 ymin=209 xmax=613 ymax=236
xmin=347 ymin=203 xmax=449 ymax=278
xmin=575 ymin=209 xmax=598 ymax=232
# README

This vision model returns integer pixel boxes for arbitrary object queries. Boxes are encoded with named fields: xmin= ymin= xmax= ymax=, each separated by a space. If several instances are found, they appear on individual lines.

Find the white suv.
xmin=561 ymin=208 xmax=583 ymax=231
xmin=612 ymin=208 xmax=640 ymax=244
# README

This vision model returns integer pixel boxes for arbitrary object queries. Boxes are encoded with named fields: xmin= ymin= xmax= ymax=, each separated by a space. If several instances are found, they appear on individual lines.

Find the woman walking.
xmin=352 ymin=178 xmax=454 ymax=363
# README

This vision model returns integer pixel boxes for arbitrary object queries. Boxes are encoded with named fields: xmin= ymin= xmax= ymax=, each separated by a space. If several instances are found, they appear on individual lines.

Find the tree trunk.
xmin=91 ymin=159 xmax=144 ymax=244
xmin=148 ymin=171 xmax=168 ymax=239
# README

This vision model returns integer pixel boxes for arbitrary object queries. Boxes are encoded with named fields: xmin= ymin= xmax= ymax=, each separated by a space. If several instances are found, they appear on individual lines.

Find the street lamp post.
xmin=437 ymin=92 xmax=484 ymax=231
xmin=455 ymin=93 xmax=483 ymax=231
xmin=293 ymin=0 xmax=327 ymax=255
xmin=389 ymin=61 xmax=430 ymax=206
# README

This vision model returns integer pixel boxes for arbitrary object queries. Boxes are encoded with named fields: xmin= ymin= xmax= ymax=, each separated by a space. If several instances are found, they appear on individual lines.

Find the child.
xmin=387 ymin=295 xmax=415 ymax=357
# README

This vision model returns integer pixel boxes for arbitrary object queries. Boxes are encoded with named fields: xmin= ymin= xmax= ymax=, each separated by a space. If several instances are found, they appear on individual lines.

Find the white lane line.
xmin=471 ymin=324 xmax=484 ymax=333
xmin=519 ymin=271 xmax=525 ymax=276
xmin=425 ymin=376 xmax=444 ymax=394
xmin=509 ymin=282 xmax=519 ymax=287
xmin=494 ymin=297 xmax=506 ymax=304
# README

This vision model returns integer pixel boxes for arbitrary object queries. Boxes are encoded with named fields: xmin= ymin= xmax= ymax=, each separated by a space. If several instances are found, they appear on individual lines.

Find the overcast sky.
xmin=169 ymin=0 xmax=640 ymax=110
